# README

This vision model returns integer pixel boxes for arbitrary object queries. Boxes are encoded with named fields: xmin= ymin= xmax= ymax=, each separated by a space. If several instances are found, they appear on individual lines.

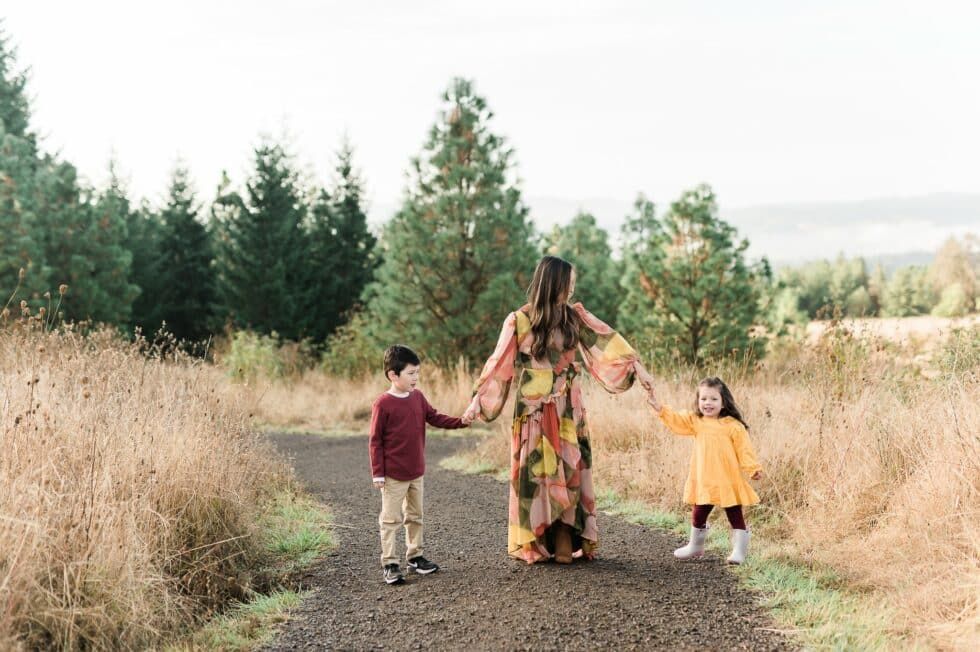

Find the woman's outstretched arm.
xmin=573 ymin=303 xmax=640 ymax=393
xmin=463 ymin=312 xmax=518 ymax=422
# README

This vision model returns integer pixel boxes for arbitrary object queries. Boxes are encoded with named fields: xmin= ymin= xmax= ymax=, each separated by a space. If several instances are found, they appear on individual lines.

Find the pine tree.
xmin=0 ymin=29 xmax=46 ymax=303
xmin=543 ymin=212 xmax=620 ymax=323
xmin=618 ymin=185 xmax=762 ymax=366
xmin=42 ymin=161 xmax=138 ymax=324
xmin=0 ymin=28 xmax=30 ymax=140
xmin=882 ymin=266 xmax=933 ymax=317
xmin=363 ymin=78 xmax=537 ymax=364
xmin=303 ymin=139 xmax=377 ymax=343
xmin=153 ymin=164 xmax=215 ymax=341
xmin=126 ymin=201 xmax=166 ymax=334
xmin=213 ymin=140 xmax=310 ymax=340
xmin=867 ymin=264 xmax=887 ymax=317
xmin=830 ymin=255 xmax=869 ymax=316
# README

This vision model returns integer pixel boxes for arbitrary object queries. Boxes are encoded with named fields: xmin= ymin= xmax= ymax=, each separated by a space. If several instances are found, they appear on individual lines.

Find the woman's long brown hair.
xmin=526 ymin=256 xmax=580 ymax=360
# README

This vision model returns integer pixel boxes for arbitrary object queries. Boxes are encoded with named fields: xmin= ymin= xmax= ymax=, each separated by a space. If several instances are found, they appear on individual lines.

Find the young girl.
xmin=645 ymin=377 xmax=762 ymax=564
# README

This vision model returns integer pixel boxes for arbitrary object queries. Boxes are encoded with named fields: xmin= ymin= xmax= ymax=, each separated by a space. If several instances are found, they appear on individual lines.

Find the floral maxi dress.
xmin=470 ymin=302 xmax=639 ymax=563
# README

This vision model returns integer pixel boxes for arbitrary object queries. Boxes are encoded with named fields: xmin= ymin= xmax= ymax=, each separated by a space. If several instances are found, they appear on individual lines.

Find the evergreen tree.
xmin=867 ymin=263 xmax=887 ymax=316
xmin=932 ymin=283 xmax=971 ymax=317
xmin=0 ymin=29 xmax=46 ymax=303
xmin=882 ymin=266 xmax=933 ymax=317
xmin=829 ymin=255 xmax=869 ymax=316
xmin=0 ymin=28 xmax=30 ymax=140
xmin=213 ymin=140 xmax=310 ymax=340
xmin=32 ymin=160 xmax=137 ymax=324
xmin=778 ymin=260 xmax=833 ymax=318
xmin=153 ymin=164 xmax=215 ymax=341
xmin=303 ymin=139 xmax=378 ymax=343
xmin=618 ymin=185 xmax=761 ymax=366
xmin=543 ymin=212 xmax=620 ymax=323
xmin=126 ymin=200 xmax=166 ymax=334
xmin=363 ymin=78 xmax=537 ymax=364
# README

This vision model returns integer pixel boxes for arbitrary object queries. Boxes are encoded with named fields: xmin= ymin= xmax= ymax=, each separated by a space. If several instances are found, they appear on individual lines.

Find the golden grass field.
xmin=2 ymin=311 xmax=976 ymax=649
xmin=0 ymin=320 xmax=289 ymax=650
xmin=245 ymin=319 xmax=979 ymax=650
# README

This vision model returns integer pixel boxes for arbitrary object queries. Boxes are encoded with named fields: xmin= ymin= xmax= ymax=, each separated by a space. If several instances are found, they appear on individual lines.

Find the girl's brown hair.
xmin=696 ymin=377 xmax=749 ymax=428
xmin=526 ymin=256 xmax=580 ymax=360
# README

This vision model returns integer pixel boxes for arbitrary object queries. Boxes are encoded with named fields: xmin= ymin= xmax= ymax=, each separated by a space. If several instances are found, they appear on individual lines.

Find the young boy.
xmin=369 ymin=344 xmax=471 ymax=585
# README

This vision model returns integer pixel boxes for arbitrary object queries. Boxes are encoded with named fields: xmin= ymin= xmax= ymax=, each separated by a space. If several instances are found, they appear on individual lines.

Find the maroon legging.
xmin=692 ymin=504 xmax=746 ymax=530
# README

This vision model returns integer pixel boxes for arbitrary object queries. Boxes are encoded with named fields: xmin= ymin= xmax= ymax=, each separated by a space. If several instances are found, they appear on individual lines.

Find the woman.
xmin=463 ymin=256 xmax=654 ymax=564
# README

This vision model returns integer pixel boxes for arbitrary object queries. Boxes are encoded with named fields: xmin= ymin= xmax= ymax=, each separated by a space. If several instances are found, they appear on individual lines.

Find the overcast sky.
xmin=4 ymin=1 xmax=979 ymax=253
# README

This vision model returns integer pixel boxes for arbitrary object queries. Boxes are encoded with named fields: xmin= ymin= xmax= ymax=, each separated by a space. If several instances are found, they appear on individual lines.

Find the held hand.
xmin=373 ymin=480 xmax=385 ymax=490
xmin=460 ymin=413 xmax=473 ymax=426
xmin=633 ymin=362 xmax=654 ymax=391
xmin=751 ymin=470 xmax=763 ymax=481
xmin=646 ymin=386 xmax=662 ymax=412
xmin=462 ymin=405 xmax=479 ymax=423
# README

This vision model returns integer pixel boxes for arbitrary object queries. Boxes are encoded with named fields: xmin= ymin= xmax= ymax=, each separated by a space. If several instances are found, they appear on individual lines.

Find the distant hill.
xmin=368 ymin=193 xmax=979 ymax=265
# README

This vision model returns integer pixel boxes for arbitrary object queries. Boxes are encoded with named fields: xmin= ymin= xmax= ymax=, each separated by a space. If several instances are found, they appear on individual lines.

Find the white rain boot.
xmin=727 ymin=529 xmax=750 ymax=564
xmin=674 ymin=526 xmax=708 ymax=560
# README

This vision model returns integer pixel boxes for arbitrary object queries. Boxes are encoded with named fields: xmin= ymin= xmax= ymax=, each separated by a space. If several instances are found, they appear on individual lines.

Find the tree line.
xmin=2 ymin=29 xmax=976 ymax=372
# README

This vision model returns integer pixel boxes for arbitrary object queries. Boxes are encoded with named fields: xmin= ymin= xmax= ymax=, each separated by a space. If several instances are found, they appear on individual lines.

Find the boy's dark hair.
xmin=383 ymin=345 xmax=421 ymax=378
xmin=696 ymin=377 xmax=749 ymax=429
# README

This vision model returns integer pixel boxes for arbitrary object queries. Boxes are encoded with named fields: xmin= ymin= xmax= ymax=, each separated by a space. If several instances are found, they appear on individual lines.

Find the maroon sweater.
xmin=369 ymin=390 xmax=466 ymax=481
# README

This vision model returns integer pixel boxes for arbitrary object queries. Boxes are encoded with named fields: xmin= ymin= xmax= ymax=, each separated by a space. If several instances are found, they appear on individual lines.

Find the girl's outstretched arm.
xmin=657 ymin=405 xmax=697 ymax=436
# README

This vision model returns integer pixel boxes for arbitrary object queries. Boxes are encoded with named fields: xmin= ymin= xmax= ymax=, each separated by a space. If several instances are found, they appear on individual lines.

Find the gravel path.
xmin=262 ymin=432 xmax=792 ymax=651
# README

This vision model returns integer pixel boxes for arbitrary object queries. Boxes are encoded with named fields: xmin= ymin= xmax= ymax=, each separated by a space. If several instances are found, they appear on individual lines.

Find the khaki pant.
xmin=379 ymin=475 xmax=424 ymax=566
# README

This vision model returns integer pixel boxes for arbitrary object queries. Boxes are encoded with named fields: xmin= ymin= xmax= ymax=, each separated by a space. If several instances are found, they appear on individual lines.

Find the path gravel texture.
xmin=262 ymin=432 xmax=793 ymax=651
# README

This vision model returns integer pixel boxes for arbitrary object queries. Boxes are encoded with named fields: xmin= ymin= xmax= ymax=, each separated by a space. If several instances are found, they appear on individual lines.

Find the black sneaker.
xmin=383 ymin=564 xmax=404 ymax=585
xmin=407 ymin=556 xmax=439 ymax=575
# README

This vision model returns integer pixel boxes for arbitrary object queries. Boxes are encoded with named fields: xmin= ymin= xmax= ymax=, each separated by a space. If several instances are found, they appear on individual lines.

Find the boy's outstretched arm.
xmin=423 ymin=395 xmax=468 ymax=429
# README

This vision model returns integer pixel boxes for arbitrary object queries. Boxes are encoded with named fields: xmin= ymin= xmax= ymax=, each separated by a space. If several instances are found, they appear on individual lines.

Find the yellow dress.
xmin=658 ymin=406 xmax=762 ymax=507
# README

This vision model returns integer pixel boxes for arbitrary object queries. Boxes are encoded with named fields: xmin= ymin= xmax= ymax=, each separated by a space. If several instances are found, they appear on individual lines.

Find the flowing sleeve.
xmin=573 ymin=302 xmax=639 ymax=394
xmin=658 ymin=405 xmax=697 ymax=437
xmin=469 ymin=312 xmax=518 ymax=422
xmin=730 ymin=421 xmax=762 ymax=475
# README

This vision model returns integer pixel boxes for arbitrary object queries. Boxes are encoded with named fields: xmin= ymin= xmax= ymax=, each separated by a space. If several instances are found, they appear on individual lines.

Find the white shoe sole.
xmin=409 ymin=565 xmax=438 ymax=575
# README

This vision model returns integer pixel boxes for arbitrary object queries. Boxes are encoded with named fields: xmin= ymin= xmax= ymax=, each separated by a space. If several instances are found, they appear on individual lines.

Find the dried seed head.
xmin=43 ymin=291 xmax=50 ymax=299
xmin=81 ymin=376 xmax=89 ymax=385
xmin=83 ymin=390 xmax=91 ymax=399
xmin=37 ymin=345 xmax=45 ymax=353
xmin=59 ymin=284 xmax=68 ymax=296
xmin=20 ymin=300 xmax=27 ymax=309
xmin=18 ymin=267 xmax=26 ymax=280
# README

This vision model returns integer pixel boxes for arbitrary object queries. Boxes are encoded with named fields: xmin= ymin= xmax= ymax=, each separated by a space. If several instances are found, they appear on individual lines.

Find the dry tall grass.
xmin=241 ymin=363 xmax=475 ymax=432
xmin=258 ymin=325 xmax=979 ymax=649
xmin=0 ymin=319 xmax=287 ymax=649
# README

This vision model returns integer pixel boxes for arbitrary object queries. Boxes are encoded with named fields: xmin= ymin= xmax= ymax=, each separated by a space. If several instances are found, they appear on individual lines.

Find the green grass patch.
xmin=257 ymin=491 xmax=336 ymax=575
xmin=439 ymin=454 xmax=509 ymax=482
xmin=442 ymin=458 xmax=915 ymax=647
xmin=170 ymin=590 xmax=304 ymax=651
xmin=596 ymin=487 xmax=913 ymax=650
xmin=169 ymin=490 xmax=335 ymax=651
